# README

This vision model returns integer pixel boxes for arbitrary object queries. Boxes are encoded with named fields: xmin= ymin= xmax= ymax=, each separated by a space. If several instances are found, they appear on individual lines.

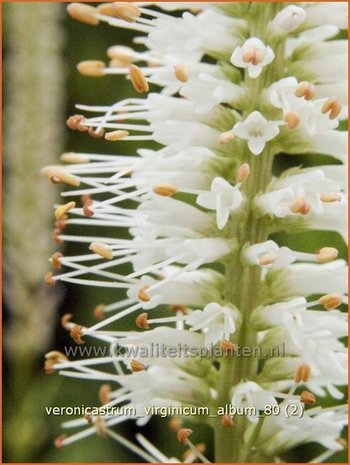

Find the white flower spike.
xmin=45 ymin=2 xmax=347 ymax=463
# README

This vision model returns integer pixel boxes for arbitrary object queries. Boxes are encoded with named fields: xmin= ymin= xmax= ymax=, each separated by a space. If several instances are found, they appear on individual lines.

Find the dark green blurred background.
xmin=2 ymin=3 xmax=347 ymax=463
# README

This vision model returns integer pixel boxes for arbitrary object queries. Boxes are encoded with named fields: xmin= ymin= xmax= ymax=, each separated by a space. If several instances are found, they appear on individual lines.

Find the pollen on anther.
xmin=220 ymin=339 xmax=237 ymax=354
xmin=61 ymin=152 xmax=90 ymax=164
xmin=177 ymin=428 xmax=193 ymax=443
xmin=320 ymin=193 xmax=342 ymax=203
xmin=61 ymin=313 xmax=73 ymax=329
xmin=174 ymin=64 xmax=189 ymax=82
xmin=44 ymin=271 xmax=55 ymax=286
xmin=295 ymin=81 xmax=315 ymax=100
xmin=113 ymin=3 xmax=141 ymax=22
xmin=55 ymin=201 xmax=76 ymax=221
xmin=321 ymin=97 xmax=341 ymax=120
xmin=77 ymin=60 xmax=106 ymax=77
xmin=236 ymin=163 xmax=250 ymax=183
xmin=135 ymin=312 xmax=150 ymax=329
xmin=67 ymin=3 xmax=99 ymax=26
xmin=89 ymin=241 xmax=114 ymax=260
xmin=316 ymin=247 xmax=338 ymax=263
xmin=50 ymin=252 xmax=64 ymax=270
xmin=283 ymin=111 xmax=300 ymax=130
xmin=242 ymin=47 xmax=262 ymax=65
xmin=49 ymin=169 xmax=81 ymax=187
xmin=221 ymin=415 xmax=234 ymax=427
xmin=44 ymin=351 xmax=68 ymax=374
xmin=291 ymin=197 xmax=310 ymax=215
xmin=258 ymin=254 xmax=276 ymax=266
xmin=70 ymin=324 xmax=85 ymax=345
xmin=94 ymin=417 xmax=107 ymax=438
xmin=54 ymin=434 xmax=67 ymax=449
xmin=99 ymin=384 xmax=112 ymax=405
xmin=137 ymin=285 xmax=151 ymax=302
xmin=218 ymin=131 xmax=235 ymax=145
xmin=318 ymin=294 xmax=342 ymax=310
xmin=153 ymin=184 xmax=178 ymax=197
xmin=105 ymin=130 xmax=129 ymax=141
xmin=130 ymin=359 xmax=146 ymax=372
xmin=300 ymin=390 xmax=316 ymax=405
xmin=129 ymin=64 xmax=149 ymax=93
xmin=168 ymin=418 xmax=182 ymax=432
xmin=294 ymin=363 xmax=311 ymax=383
xmin=66 ymin=114 xmax=88 ymax=132
xmin=94 ymin=304 xmax=106 ymax=320
xmin=107 ymin=45 xmax=135 ymax=66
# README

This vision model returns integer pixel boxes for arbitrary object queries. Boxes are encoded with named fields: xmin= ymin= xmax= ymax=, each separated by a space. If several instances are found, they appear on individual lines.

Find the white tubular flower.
xmin=255 ymin=167 xmax=347 ymax=223
xmin=231 ymin=382 xmax=278 ymax=423
xmin=255 ymin=403 xmax=348 ymax=458
xmin=180 ymin=73 xmax=245 ymax=113
xmin=268 ymin=260 xmax=348 ymax=300
xmin=231 ymin=37 xmax=275 ymax=78
xmin=196 ymin=177 xmax=243 ymax=230
xmin=271 ymin=5 xmax=306 ymax=33
xmin=233 ymin=111 xmax=281 ymax=155
xmin=45 ymin=3 xmax=347 ymax=462
xmin=186 ymin=302 xmax=240 ymax=347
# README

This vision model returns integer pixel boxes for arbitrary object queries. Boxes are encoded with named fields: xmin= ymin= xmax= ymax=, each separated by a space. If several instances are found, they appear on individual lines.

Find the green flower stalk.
xmin=45 ymin=2 xmax=347 ymax=463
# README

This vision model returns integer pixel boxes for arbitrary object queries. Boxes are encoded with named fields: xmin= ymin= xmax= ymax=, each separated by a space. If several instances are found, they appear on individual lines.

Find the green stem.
xmin=214 ymin=4 xmax=285 ymax=462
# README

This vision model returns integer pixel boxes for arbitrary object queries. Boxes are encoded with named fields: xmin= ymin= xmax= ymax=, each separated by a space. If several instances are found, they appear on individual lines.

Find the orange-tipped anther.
xmin=137 ymin=286 xmax=150 ymax=302
xmin=284 ymin=111 xmax=300 ymax=130
xmin=61 ymin=313 xmax=73 ymax=329
xmin=99 ymin=384 xmax=112 ymax=405
xmin=236 ymin=163 xmax=250 ymax=183
xmin=94 ymin=304 xmax=106 ymax=320
xmin=105 ymin=130 xmax=129 ymax=141
xmin=50 ymin=252 xmax=64 ymax=270
xmin=130 ymin=359 xmax=146 ymax=372
xmin=94 ymin=417 xmax=107 ymax=438
xmin=129 ymin=64 xmax=149 ymax=93
xmin=316 ymin=247 xmax=338 ymax=263
xmin=67 ymin=3 xmax=99 ymax=25
xmin=153 ymin=184 xmax=178 ymax=197
xmin=54 ymin=434 xmax=67 ymax=449
xmin=321 ymin=97 xmax=341 ymax=120
xmin=70 ymin=324 xmax=85 ymax=345
xmin=77 ymin=60 xmax=106 ymax=77
xmin=89 ymin=242 xmax=114 ymax=260
xmin=242 ymin=47 xmax=262 ymax=65
xmin=177 ymin=428 xmax=193 ymax=443
xmin=218 ymin=131 xmax=235 ymax=145
xmin=294 ymin=363 xmax=311 ymax=383
xmin=220 ymin=339 xmax=237 ymax=355
xmin=136 ymin=312 xmax=150 ymax=329
xmin=44 ymin=271 xmax=55 ymax=286
xmin=174 ymin=64 xmax=189 ymax=82
xmin=221 ymin=415 xmax=234 ymax=427
xmin=295 ymin=81 xmax=315 ymax=100
xmin=113 ymin=3 xmax=141 ymax=22
xmin=300 ymin=390 xmax=316 ymax=405
xmin=55 ymin=201 xmax=76 ymax=220
xmin=318 ymin=294 xmax=342 ymax=310
xmin=168 ymin=418 xmax=182 ymax=432
xmin=291 ymin=197 xmax=310 ymax=215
